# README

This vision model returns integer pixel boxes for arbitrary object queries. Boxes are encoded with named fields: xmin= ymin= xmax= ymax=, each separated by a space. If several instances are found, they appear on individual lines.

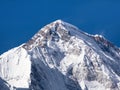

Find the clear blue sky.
xmin=0 ymin=0 xmax=120 ymax=54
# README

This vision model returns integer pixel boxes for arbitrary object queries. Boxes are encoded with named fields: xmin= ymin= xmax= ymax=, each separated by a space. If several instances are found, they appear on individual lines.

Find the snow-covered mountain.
xmin=0 ymin=20 xmax=120 ymax=90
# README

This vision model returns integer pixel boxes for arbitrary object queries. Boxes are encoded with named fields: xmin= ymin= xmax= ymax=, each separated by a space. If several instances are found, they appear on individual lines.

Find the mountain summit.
xmin=0 ymin=20 xmax=120 ymax=90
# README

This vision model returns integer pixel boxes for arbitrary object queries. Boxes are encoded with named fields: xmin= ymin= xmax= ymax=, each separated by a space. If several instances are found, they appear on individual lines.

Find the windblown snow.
xmin=0 ymin=20 xmax=120 ymax=90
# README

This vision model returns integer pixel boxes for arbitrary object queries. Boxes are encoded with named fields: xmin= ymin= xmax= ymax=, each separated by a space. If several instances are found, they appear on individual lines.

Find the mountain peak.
xmin=53 ymin=19 xmax=64 ymax=24
xmin=23 ymin=20 xmax=118 ymax=52
xmin=23 ymin=20 xmax=80 ymax=50
xmin=1 ymin=20 xmax=120 ymax=90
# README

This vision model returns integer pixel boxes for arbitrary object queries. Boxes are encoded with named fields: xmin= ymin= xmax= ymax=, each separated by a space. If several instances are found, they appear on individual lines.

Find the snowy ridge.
xmin=0 ymin=20 xmax=120 ymax=90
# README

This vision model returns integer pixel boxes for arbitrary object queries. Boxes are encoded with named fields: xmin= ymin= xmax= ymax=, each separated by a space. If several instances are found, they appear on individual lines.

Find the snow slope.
xmin=0 ymin=20 xmax=120 ymax=90
xmin=0 ymin=46 xmax=31 ymax=89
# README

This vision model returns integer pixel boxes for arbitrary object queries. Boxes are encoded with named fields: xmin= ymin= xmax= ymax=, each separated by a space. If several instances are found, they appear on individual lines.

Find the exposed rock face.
xmin=0 ymin=20 xmax=120 ymax=90
xmin=0 ymin=77 xmax=10 ymax=90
